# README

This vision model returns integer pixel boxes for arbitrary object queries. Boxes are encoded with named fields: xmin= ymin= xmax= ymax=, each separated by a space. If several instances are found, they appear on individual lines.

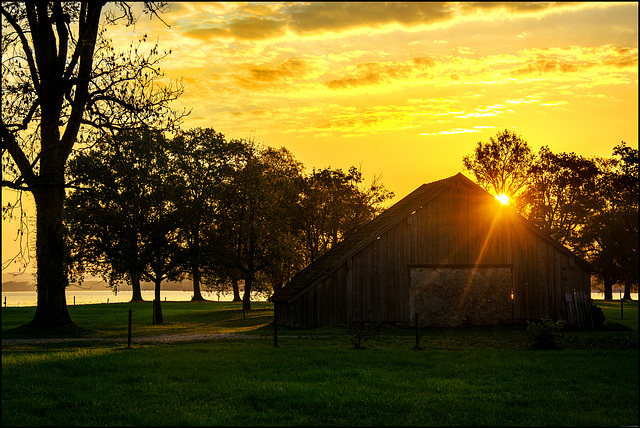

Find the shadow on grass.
xmin=599 ymin=321 xmax=633 ymax=331
xmin=4 ymin=322 xmax=89 ymax=340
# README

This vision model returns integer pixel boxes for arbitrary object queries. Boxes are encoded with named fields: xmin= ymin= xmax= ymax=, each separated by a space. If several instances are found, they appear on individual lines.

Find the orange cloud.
xmin=178 ymin=2 xmax=612 ymax=42
xmin=183 ymin=16 xmax=287 ymax=41
xmin=458 ymin=1 xmax=602 ymax=20
xmin=603 ymin=47 xmax=638 ymax=68
xmin=247 ymin=58 xmax=310 ymax=82
xmin=239 ymin=3 xmax=286 ymax=17
xmin=511 ymin=45 xmax=638 ymax=76
xmin=233 ymin=58 xmax=318 ymax=89
xmin=287 ymin=2 xmax=453 ymax=35
xmin=180 ymin=3 xmax=452 ymax=42
xmin=461 ymin=2 xmax=566 ymax=15
xmin=182 ymin=27 xmax=228 ymax=41
xmin=326 ymin=57 xmax=435 ymax=89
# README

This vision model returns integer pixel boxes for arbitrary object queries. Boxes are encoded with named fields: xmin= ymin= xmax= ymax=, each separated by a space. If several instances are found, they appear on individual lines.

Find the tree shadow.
xmin=4 ymin=322 xmax=88 ymax=340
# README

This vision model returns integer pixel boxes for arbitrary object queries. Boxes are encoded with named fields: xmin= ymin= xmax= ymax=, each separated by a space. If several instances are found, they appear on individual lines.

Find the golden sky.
xmin=2 ymin=2 xmax=638 ymax=274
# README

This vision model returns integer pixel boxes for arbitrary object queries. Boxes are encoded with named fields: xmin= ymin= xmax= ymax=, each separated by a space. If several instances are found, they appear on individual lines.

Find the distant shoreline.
xmin=1 ymin=279 xmax=200 ymax=292
xmin=0 ymin=289 xmax=257 ymax=307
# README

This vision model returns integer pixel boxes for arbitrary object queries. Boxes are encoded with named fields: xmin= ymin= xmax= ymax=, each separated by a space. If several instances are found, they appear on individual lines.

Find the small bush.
xmin=591 ymin=304 xmax=606 ymax=328
xmin=351 ymin=324 xmax=366 ymax=349
xmin=526 ymin=318 xmax=565 ymax=350
xmin=350 ymin=322 xmax=380 ymax=349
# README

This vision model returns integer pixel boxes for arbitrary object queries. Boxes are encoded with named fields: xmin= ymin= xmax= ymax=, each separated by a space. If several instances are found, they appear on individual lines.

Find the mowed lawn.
xmin=2 ymin=299 xmax=637 ymax=426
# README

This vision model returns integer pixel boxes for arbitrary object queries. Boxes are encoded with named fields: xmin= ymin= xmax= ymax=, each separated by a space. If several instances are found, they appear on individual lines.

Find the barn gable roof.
xmin=269 ymin=172 xmax=592 ymax=304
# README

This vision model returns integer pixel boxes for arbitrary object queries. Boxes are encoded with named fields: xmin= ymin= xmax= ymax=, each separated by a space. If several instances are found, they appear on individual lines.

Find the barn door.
xmin=409 ymin=265 xmax=513 ymax=327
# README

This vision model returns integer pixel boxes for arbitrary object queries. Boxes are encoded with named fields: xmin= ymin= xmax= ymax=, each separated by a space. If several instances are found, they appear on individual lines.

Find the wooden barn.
xmin=269 ymin=173 xmax=594 ymax=328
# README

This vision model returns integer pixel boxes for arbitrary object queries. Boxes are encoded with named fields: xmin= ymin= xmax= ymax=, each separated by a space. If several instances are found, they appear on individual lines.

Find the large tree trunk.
xmin=130 ymin=271 xmax=144 ymax=302
xmin=153 ymin=279 xmax=163 ymax=324
xmin=27 ymin=50 xmax=77 ymax=328
xmin=30 ymin=185 xmax=74 ymax=327
xmin=623 ymin=280 xmax=633 ymax=300
xmin=242 ymin=275 xmax=253 ymax=312
xmin=191 ymin=265 xmax=205 ymax=301
xmin=232 ymin=277 xmax=242 ymax=302
xmin=603 ymin=275 xmax=615 ymax=300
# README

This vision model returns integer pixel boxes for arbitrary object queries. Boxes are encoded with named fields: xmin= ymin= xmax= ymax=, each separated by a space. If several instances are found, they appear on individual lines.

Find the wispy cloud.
xmin=421 ymin=126 xmax=496 ymax=136
xmin=540 ymin=101 xmax=568 ymax=107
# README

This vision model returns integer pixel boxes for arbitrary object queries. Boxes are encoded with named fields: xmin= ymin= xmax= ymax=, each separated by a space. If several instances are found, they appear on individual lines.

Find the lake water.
xmin=591 ymin=292 xmax=637 ymax=301
xmin=1 ymin=290 xmax=635 ymax=308
xmin=0 ymin=289 xmax=255 ymax=308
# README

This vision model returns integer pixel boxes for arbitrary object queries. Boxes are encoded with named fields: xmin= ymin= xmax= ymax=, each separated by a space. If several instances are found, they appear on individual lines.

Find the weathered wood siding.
xmin=279 ymin=178 xmax=591 ymax=328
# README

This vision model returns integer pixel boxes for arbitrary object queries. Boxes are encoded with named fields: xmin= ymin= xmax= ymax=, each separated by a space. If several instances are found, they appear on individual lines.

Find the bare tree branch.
xmin=1 ymin=3 xmax=41 ymax=92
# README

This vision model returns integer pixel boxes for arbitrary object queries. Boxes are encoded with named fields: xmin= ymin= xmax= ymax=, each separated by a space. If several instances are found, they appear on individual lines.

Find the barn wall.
xmin=283 ymin=179 xmax=592 ymax=328
xmin=409 ymin=266 xmax=513 ymax=327
xmin=508 ymin=216 xmax=591 ymax=321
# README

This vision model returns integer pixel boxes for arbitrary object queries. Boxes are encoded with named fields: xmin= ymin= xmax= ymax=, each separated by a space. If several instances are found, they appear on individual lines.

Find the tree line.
xmin=463 ymin=130 xmax=638 ymax=300
xmin=1 ymin=1 xmax=393 ymax=328
xmin=2 ymin=2 xmax=636 ymax=331
xmin=64 ymin=128 xmax=393 ymax=323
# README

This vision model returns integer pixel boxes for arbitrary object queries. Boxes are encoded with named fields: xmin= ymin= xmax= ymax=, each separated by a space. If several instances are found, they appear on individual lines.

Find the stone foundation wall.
xmin=409 ymin=266 xmax=513 ymax=327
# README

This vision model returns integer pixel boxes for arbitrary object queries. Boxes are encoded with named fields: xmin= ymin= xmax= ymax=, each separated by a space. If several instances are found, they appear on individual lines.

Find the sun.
xmin=495 ymin=193 xmax=510 ymax=205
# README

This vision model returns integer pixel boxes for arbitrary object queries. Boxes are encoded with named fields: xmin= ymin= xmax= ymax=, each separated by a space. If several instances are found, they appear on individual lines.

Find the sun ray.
xmin=456 ymin=200 xmax=504 ymax=318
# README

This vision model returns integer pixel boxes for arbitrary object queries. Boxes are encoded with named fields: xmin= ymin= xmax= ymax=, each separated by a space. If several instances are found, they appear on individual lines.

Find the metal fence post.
xmin=415 ymin=313 xmax=420 ymax=348
xmin=273 ymin=305 xmax=278 ymax=348
xmin=128 ymin=309 xmax=132 ymax=349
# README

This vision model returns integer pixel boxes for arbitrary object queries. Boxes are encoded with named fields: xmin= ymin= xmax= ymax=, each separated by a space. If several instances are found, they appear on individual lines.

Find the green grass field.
xmin=2 ymin=299 xmax=638 ymax=426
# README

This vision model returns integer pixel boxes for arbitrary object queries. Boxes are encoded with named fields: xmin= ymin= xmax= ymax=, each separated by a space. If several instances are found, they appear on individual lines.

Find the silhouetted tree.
xmin=581 ymin=143 xmax=638 ymax=300
xmin=612 ymin=142 xmax=639 ymax=299
xmin=337 ymin=167 xmax=394 ymax=241
xmin=295 ymin=167 xmax=394 ymax=265
xmin=1 ymin=2 xmax=186 ymax=328
xmin=462 ymin=129 xmax=535 ymax=208
xmin=65 ymin=129 xmax=184 ymax=323
xmin=169 ymin=128 xmax=238 ymax=301
xmin=215 ymin=141 xmax=303 ymax=311
xmin=65 ymin=132 xmax=147 ymax=302
xmin=522 ymin=146 xmax=600 ymax=248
